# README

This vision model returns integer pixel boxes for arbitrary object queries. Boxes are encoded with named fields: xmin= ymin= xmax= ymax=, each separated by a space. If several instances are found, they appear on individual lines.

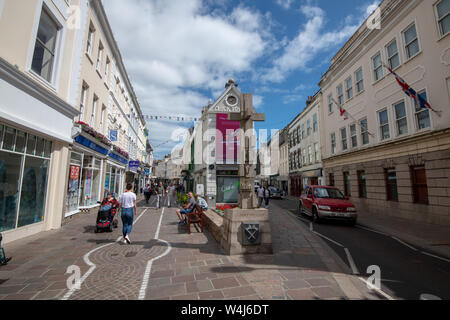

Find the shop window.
xmin=17 ymin=157 xmax=49 ymax=227
xmin=385 ymin=168 xmax=398 ymax=201
xmin=358 ymin=170 xmax=367 ymax=198
xmin=66 ymin=152 xmax=82 ymax=214
xmin=3 ymin=126 xmax=16 ymax=151
xmin=217 ymin=177 xmax=239 ymax=204
xmin=411 ymin=166 xmax=428 ymax=204
xmin=0 ymin=151 xmax=21 ymax=232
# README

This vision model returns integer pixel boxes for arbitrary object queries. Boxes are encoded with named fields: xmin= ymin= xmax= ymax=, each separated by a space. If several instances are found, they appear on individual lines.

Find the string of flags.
xmin=144 ymin=115 xmax=200 ymax=122
xmin=382 ymin=63 xmax=442 ymax=117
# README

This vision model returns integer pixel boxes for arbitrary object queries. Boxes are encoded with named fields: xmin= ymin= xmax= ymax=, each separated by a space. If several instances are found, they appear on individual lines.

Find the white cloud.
xmin=261 ymin=5 xmax=360 ymax=83
xmin=103 ymin=0 xmax=269 ymax=152
xmin=253 ymin=95 xmax=264 ymax=109
xmin=276 ymin=0 xmax=295 ymax=10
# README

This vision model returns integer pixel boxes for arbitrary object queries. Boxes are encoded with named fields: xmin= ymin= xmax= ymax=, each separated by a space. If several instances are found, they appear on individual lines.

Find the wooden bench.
xmin=186 ymin=205 xmax=204 ymax=234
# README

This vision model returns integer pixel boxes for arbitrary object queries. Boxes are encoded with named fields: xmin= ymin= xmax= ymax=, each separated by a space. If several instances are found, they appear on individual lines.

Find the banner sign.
xmin=216 ymin=113 xmax=240 ymax=164
xmin=129 ymin=161 xmax=140 ymax=171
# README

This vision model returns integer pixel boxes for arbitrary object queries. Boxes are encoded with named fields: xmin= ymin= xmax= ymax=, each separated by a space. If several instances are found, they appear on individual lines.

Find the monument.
xmin=219 ymin=80 xmax=273 ymax=255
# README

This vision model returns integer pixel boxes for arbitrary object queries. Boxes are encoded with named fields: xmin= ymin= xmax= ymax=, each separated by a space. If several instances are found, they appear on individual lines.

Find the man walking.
xmin=144 ymin=183 xmax=151 ymax=204
xmin=257 ymin=184 xmax=264 ymax=208
xmin=118 ymin=183 xmax=137 ymax=244
xmin=156 ymin=182 xmax=165 ymax=209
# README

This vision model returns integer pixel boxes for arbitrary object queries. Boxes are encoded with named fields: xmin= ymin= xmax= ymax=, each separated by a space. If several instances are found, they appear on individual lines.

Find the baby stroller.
xmin=95 ymin=201 xmax=119 ymax=233
xmin=0 ymin=233 xmax=11 ymax=266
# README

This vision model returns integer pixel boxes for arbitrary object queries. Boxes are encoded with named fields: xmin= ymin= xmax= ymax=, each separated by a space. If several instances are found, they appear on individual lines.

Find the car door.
xmin=302 ymin=187 xmax=312 ymax=215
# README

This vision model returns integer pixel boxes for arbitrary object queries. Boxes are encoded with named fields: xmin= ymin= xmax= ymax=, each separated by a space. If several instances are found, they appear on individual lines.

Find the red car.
xmin=299 ymin=186 xmax=357 ymax=226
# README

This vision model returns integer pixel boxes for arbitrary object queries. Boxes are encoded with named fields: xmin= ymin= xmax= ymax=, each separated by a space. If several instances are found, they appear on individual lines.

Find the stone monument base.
xmin=221 ymin=208 xmax=272 ymax=255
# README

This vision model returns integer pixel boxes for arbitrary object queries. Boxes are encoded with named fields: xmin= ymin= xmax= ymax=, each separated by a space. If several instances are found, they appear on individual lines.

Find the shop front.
xmin=0 ymin=123 xmax=52 ymax=233
xmin=301 ymin=169 xmax=323 ymax=187
xmin=290 ymin=173 xmax=303 ymax=197
xmin=216 ymin=166 xmax=239 ymax=204
xmin=104 ymin=151 xmax=128 ymax=197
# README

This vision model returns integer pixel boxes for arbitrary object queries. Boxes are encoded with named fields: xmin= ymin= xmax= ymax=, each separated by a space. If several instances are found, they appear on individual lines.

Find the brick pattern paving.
xmin=0 ymin=196 xmax=364 ymax=300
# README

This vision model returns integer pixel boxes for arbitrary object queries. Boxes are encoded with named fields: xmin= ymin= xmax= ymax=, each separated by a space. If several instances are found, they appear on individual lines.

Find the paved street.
xmin=0 ymin=195 xmax=378 ymax=300
xmin=277 ymin=198 xmax=450 ymax=300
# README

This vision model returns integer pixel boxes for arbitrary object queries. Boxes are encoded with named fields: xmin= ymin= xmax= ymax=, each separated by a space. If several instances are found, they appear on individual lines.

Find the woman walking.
xmin=264 ymin=186 xmax=270 ymax=209
xmin=118 ymin=183 xmax=137 ymax=244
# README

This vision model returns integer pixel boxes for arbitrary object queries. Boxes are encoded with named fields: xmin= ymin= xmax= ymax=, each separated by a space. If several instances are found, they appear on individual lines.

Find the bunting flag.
xmin=143 ymin=115 xmax=199 ymax=122
xmin=383 ymin=64 xmax=442 ymax=117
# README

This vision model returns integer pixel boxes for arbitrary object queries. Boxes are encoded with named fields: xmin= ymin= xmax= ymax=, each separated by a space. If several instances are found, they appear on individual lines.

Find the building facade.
xmin=319 ymin=0 xmax=450 ymax=226
xmin=288 ymin=92 xmax=324 ymax=197
xmin=0 ymin=0 xmax=82 ymax=243
xmin=278 ymin=127 xmax=289 ymax=195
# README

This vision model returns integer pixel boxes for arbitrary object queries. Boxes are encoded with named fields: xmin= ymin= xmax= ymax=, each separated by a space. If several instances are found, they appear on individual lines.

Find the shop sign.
xmin=74 ymin=135 xmax=109 ymax=155
xmin=129 ymin=161 xmax=140 ymax=171
xmin=110 ymin=130 xmax=118 ymax=142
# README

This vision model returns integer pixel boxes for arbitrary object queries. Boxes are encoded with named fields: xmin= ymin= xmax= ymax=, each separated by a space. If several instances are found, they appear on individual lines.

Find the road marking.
xmin=344 ymin=248 xmax=360 ymax=275
xmin=358 ymin=277 xmax=395 ymax=300
xmin=61 ymin=208 xmax=148 ymax=300
xmin=356 ymin=225 xmax=389 ymax=236
xmin=420 ymin=251 xmax=450 ymax=263
xmin=391 ymin=236 xmax=418 ymax=251
xmin=420 ymin=293 xmax=442 ymax=300
xmin=309 ymin=222 xmax=313 ymax=231
xmin=312 ymin=231 xmax=345 ymax=248
xmin=138 ymin=207 xmax=172 ymax=300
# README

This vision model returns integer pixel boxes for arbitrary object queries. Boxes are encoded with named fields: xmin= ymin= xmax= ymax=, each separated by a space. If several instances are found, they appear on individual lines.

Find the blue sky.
xmin=103 ymin=0 xmax=381 ymax=159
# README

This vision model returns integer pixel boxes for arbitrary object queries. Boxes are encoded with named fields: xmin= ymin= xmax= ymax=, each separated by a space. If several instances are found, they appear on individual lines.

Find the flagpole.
xmin=331 ymin=97 xmax=375 ymax=138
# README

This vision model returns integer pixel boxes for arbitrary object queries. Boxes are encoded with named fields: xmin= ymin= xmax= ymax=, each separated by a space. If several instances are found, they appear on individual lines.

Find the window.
xmin=340 ymin=128 xmax=348 ymax=151
xmin=378 ymin=109 xmax=390 ymax=140
xmin=415 ymin=90 xmax=431 ymax=130
xmin=302 ymin=148 xmax=307 ymax=164
xmin=328 ymin=95 xmax=333 ymax=113
xmin=436 ymin=0 xmax=450 ymax=37
xmin=105 ymin=57 xmax=110 ymax=79
xmin=394 ymin=101 xmax=408 ymax=135
xmin=345 ymin=77 xmax=353 ymax=100
xmin=86 ymin=24 xmax=95 ymax=55
xmin=350 ymin=124 xmax=357 ymax=148
xmin=91 ymin=95 xmax=98 ymax=127
xmin=308 ymin=145 xmax=312 ymax=164
xmin=357 ymin=170 xmax=367 ymax=198
xmin=79 ymin=84 xmax=88 ymax=122
xmin=331 ymin=133 xmax=336 ymax=154
xmin=360 ymin=118 xmax=369 ymax=145
xmin=96 ymin=42 xmax=104 ymax=71
xmin=385 ymin=168 xmax=398 ymax=201
xmin=411 ymin=166 xmax=428 ymax=204
xmin=372 ymin=52 xmax=383 ymax=81
xmin=403 ymin=23 xmax=420 ymax=59
xmin=313 ymin=114 xmax=318 ymax=132
xmin=301 ymin=124 xmax=305 ymax=139
xmin=386 ymin=39 xmax=400 ymax=70
xmin=307 ymin=120 xmax=311 ymax=136
xmin=297 ymin=127 xmax=301 ymax=144
xmin=355 ymin=68 xmax=364 ymax=93
xmin=31 ymin=8 xmax=60 ymax=82
xmin=314 ymin=143 xmax=320 ymax=162
xmin=99 ymin=105 xmax=106 ymax=133
xmin=343 ymin=172 xmax=351 ymax=197
xmin=329 ymin=173 xmax=335 ymax=187
xmin=337 ymin=84 xmax=344 ymax=105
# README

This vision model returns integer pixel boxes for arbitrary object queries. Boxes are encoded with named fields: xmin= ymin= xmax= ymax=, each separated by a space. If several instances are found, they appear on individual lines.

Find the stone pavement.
xmin=0 ymin=196 xmax=377 ymax=300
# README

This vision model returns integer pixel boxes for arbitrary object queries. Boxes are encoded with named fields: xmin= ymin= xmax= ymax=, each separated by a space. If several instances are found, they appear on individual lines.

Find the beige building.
xmin=0 ymin=0 xmax=83 ymax=243
xmin=319 ymin=0 xmax=450 ymax=226
xmin=278 ymin=127 xmax=289 ymax=195
xmin=288 ymin=92 xmax=324 ymax=197
xmin=65 ymin=0 xmax=147 ymax=218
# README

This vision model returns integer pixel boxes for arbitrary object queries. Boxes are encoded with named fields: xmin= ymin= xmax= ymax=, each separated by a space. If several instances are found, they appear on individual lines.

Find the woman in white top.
xmin=118 ymin=183 xmax=137 ymax=244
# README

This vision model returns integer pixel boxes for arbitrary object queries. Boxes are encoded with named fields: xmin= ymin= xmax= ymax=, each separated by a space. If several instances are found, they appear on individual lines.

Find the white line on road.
xmin=138 ymin=207 xmax=172 ymax=300
xmin=309 ymin=222 xmax=313 ymax=231
xmin=358 ymin=277 xmax=395 ymax=300
xmin=61 ymin=208 xmax=148 ymax=300
xmin=356 ymin=225 xmax=389 ymax=236
xmin=312 ymin=231 xmax=345 ymax=248
xmin=344 ymin=248 xmax=360 ymax=275
xmin=391 ymin=236 xmax=418 ymax=251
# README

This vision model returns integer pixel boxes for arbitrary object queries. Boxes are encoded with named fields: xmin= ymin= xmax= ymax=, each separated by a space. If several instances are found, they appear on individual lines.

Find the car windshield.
xmin=314 ymin=188 xmax=345 ymax=199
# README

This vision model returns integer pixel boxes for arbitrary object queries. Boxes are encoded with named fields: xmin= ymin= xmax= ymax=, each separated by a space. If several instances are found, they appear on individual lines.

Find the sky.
xmin=102 ymin=0 xmax=381 ymax=160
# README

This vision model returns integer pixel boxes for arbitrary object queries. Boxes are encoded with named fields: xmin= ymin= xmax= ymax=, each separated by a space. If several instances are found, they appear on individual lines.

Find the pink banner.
xmin=216 ymin=113 xmax=240 ymax=164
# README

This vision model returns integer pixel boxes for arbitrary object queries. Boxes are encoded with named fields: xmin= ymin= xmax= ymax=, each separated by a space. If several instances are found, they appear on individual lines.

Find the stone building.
xmin=319 ymin=0 xmax=450 ymax=226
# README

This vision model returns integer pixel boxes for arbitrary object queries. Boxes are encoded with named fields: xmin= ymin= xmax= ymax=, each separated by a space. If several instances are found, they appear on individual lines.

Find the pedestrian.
xmin=176 ymin=192 xmax=196 ymax=225
xmin=144 ymin=183 xmax=151 ymax=204
xmin=257 ymin=184 xmax=264 ymax=208
xmin=168 ymin=183 xmax=177 ymax=208
xmin=118 ymin=183 xmax=137 ymax=244
xmin=194 ymin=194 xmax=208 ymax=211
xmin=156 ymin=181 xmax=165 ymax=209
xmin=264 ymin=186 xmax=271 ymax=209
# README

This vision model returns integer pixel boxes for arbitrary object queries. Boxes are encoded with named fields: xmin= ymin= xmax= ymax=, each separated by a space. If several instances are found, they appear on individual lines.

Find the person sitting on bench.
xmin=176 ymin=192 xmax=195 ymax=225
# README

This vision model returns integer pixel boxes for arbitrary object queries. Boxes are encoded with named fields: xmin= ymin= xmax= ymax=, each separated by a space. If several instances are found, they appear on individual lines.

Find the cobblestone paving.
xmin=0 ymin=196 xmax=371 ymax=300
